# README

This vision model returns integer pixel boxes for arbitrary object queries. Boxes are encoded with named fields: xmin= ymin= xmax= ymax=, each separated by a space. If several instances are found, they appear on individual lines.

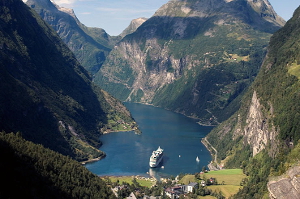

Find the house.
xmin=209 ymin=177 xmax=216 ymax=185
xmin=127 ymin=192 xmax=137 ymax=199
xmin=181 ymin=182 xmax=198 ymax=193
xmin=165 ymin=186 xmax=183 ymax=199
xmin=187 ymin=182 xmax=198 ymax=193
xmin=201 ymin=180 xmax=206 ymax=187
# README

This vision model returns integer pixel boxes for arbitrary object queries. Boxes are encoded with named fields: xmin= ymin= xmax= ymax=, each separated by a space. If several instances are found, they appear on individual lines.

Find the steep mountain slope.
xmin=0 ymin=0 xmax=137 ymax=161
xmin=119 ymin=17 xmax=148 ymax=38
xmin=26 ymin=0 xmax=114 ymax=75
xmin=0 ymin=132 xmax=116 ymax=199
xmin=206 ymin=5 xmax=300 ymax=198
xmin=94 ymin=0 xmax=285 ymax=125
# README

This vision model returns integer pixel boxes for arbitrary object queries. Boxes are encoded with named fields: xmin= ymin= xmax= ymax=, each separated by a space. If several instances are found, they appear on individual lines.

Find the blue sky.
xmin=52 ymin=0 xmax=300 ymax=36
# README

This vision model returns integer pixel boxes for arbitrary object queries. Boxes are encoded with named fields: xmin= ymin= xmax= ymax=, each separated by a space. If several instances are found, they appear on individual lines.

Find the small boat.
xmin=196 ymin=156 xmax=200 ymax=162
xmin=179 ymin=155 xmax=181 ymax=158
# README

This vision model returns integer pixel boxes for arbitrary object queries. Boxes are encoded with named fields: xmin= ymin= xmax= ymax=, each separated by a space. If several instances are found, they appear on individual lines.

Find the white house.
xmin=127 ymin=192 xmax=137 ymax=199
xmin=187 ymin=182 xmax=198 ymax=193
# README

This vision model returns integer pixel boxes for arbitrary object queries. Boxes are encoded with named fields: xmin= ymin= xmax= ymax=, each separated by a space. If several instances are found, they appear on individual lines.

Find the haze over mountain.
xmin=0 ymin=0 xmax=137 ymax=161
xmin=206 ymin=5 xmax=300 ymax=198
xmin=25 ymin=0 xmax=116 ymax=75
xmin=94 ymin=0 xmax=285 ymax=125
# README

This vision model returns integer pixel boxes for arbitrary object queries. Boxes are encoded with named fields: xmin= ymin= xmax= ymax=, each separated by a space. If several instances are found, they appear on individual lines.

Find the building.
xmin=187 ymin=182 xmax=198 ymax=193
xmin=201 ymin=180 xmax=206 ymax=187
xmin=127 ymin=192 xmax=137 ymax=199
xmin=165 ymin=186 xmax=183 ymax=199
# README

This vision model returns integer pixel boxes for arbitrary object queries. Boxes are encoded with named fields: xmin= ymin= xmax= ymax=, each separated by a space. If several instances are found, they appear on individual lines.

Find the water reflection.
xmin=85 ymin=103 xmax=213 ymax=177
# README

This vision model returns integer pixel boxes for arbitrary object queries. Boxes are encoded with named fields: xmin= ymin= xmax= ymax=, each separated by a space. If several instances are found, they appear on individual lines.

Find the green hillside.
xmin=206 ymin=5 xmax=300 ymax=198
xmin=26 ymin=0 xmax=114 ymax=75
xmin=94 ymin=0 xmax=284 ymax=125
xmin=0 ymin=132 xmax=116 ymax=199
xmin=0 ymin=0 xmax=137 ymax=161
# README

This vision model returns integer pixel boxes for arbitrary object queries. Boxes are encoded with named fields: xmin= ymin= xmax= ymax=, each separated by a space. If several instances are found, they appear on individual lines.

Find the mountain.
xmin=94 ymin=0 xmax=285 ymax=125
xmin=0 ymin=132 xmax=116 ymax=199
xmin=206 ymin=5 xmax=300 ymax=198
xmin=0 ymin=0 xmax=138 ymax=161
xmin=119 ymin=17 xmax=148 ymax=38
xmin=26 ymin=0 xmax=116 ymax=75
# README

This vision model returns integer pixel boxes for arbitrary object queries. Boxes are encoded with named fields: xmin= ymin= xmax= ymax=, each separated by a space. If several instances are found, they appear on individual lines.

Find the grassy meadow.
xmin=104 ymin=176 xmax=156 ymax=188
xmin=201 ymin=169 xmax=245 ymax=186
xmin=102 ymin=169 xmax=246 ymax=198
xmin=180 ymin=169 xmax=246 ymax=198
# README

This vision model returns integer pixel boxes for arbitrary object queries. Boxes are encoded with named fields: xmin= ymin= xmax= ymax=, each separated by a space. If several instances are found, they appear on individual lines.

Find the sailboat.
xmin=196 ymin=156 xmax=200 ymax=162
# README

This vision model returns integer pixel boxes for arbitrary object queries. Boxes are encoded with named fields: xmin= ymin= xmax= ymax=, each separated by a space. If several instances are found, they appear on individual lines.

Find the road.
xmin=202 ymin=137 xmax=221 ymax=170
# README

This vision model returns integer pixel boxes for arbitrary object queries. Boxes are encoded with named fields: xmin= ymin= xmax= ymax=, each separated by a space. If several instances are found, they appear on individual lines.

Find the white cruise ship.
xmin=149 ymin=146 xmax=164 ymax=168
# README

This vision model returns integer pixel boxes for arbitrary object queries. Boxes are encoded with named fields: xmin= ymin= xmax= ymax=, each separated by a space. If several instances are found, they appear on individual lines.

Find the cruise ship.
xmin=149 ymin=146 xmax=164 ymax=168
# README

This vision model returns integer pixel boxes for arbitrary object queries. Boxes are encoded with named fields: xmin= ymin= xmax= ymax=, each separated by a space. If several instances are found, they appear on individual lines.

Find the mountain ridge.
xmin=26 ymin=0 xmax=114 ymax=75
xmin=206 ymin=5 xmax=300 ymax=198
xmin=94 ymin=0 xmax=285 ymax=125
xmin=119 ymin=17 xmax=148 ymax=38
xmin=0 ymin=0 xmax=137 ymax=161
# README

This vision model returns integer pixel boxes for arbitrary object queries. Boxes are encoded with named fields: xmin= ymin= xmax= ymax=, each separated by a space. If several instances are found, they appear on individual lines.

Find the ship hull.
xmin=149 ymin=146 xmax=164 ymax=168
xmin=149 ymin=155 xmax=163 ymax=167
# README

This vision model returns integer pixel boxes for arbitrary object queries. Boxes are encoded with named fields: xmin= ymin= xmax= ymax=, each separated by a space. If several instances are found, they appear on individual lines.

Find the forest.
xmin=0 ymin=132 xmax=116 ymax=199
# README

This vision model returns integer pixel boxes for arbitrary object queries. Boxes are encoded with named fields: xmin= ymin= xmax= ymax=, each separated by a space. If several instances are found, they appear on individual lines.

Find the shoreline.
xmin=81 ymin=156 xmax=104 ymax=165
xmin=201 ymin=137 xmax=222 ymax=171
xmin=129 ymin=102 xmax=218 ymax=127
xmin=102 ymin=127 xmax=141 ymax=135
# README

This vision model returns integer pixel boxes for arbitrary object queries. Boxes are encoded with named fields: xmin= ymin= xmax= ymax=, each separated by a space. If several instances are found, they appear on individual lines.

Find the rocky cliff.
xmin=0 ymin=0 xmax=137 ymax=161
xmin=26 ymin=0 xmax=113 ymax=75
xmin=119 ymin=17 xmax=148 ymax=38
xmin=206 ymin=5 xmax=300 ymax=198
xmin=268 ymin=165 xmax=300 ymax=199
xmin=95 ymin=0 xmax=284 ymax=125
xmin=236 ymin=91 xmax=278 ymax=156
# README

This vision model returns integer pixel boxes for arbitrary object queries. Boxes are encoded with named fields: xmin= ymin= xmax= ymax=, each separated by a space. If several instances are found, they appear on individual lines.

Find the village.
xmin=103 ymin=170 xmax=228 ymax=199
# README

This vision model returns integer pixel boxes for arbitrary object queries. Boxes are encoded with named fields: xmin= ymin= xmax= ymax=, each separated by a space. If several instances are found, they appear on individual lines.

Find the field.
xmin=180 ymin=169 xmax=246 ymax=198
xmin=202 ymin=169 xmax=245 ymax=186
xmin=104 ymin=176 xmax=156 ymax=188
xmin=103 ymin=169 xmax=246 ymax=198
xmin=208 ymin=185 xmax=241 ymax=198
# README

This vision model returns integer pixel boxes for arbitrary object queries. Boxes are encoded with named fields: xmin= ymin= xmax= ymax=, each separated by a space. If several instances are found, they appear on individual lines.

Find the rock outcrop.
xmin=95 ymin=0 xmax=285 ymax=125
xmin=119 ymin=17 xmax=148 ymax=38
xmin=206 ymin=5 xmax=300 ymax=198
xmin=243 ymin=91 xmax=278 ymax=156
xmin=268 ymin=165 xmax=300 ymax=199
xmin=26 ymin=0 xmax=113 ymax=75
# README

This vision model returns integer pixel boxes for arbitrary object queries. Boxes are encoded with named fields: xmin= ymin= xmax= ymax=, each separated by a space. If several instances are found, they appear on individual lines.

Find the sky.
xmin=51 ymin=0 xmax=300 ymax=36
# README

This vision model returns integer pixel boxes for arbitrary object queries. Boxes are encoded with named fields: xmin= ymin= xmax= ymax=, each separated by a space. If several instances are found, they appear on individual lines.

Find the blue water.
xmin=85 ymin=103 xmax=213 ymax=178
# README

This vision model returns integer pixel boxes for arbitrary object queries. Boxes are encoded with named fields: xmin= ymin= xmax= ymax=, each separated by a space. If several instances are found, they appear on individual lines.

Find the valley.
xmin=0 ymin=0 xmax=300 ymax=198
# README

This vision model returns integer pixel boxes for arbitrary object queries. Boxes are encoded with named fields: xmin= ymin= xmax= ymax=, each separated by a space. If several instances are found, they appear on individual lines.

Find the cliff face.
xmin=26 ymin=0 xmax=113 ymax=75
xmin=268 ymin=166 xmax=300 ymax=199
xmin=206 ymin=89 xmax=279 ymax=160
xmin=0 ymin=0 xmax=137 ymax=161
xmin=206 ymin=5 xmax=300 ymax=198
xmin=119 ymin=17 xmax=148 ymax=38
xmin=95 ymin=0 xmax=284 ymax=125
xmin=242 ymin=91 xmax=278 ymax=156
